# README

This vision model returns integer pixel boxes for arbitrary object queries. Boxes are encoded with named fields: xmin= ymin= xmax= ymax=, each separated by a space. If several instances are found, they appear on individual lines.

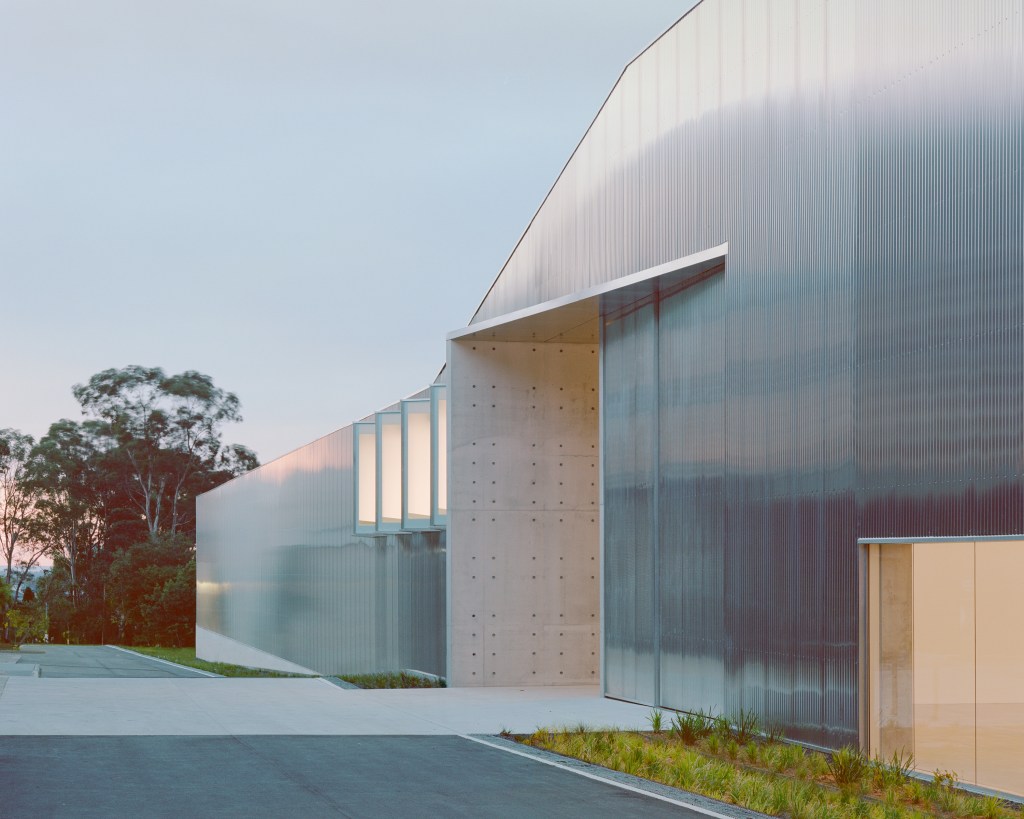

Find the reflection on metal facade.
xmin=197 ymin=0 xmax=1022 ymax=753
xmin=197 ymin=425 xmax=445 ymax=676
xmin=475 ymin=1 xmax=1023 ymax=746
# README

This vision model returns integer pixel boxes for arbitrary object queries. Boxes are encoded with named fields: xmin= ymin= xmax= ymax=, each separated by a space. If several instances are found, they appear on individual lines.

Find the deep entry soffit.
xmin=447 ymin=243 xmax=728 ymax=345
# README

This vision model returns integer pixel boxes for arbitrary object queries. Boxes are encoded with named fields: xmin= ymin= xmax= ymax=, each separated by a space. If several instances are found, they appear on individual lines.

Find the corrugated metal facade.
xmin=197 ymin=425 xmax=446 ymax=676
xmin=197 ymin=0 xmax=1021 ymax=746
xmin=474 ymin=1 xmax=1023 ymax=746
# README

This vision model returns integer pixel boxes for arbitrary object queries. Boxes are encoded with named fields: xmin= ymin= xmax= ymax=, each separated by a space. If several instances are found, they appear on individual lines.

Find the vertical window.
xmin=376 ymin=411 xmax=402 ymax=532
xmin=354 ymin=422 xmax=377 ymax=534
xmin=402 ymin=399 xmax=432 ymax=529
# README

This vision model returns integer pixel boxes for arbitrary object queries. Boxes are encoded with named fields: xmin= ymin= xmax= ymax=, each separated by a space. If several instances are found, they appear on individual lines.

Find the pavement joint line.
xmin=459 ymin=734 xmax=763 ymax=819
xmin=104 ymin=645 xmax=222 ymax=678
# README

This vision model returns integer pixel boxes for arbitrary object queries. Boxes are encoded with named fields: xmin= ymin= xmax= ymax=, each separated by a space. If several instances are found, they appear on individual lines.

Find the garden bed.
xmin=515 ymin=710 xmax=1020 ymax=819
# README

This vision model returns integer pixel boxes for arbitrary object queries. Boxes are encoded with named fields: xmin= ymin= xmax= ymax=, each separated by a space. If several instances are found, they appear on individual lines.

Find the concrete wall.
xmin=447 ymin=339 xmax=599 ymax=686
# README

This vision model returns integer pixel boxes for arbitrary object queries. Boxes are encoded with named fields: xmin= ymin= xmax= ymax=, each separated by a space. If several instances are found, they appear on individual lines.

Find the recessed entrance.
xmin=445 ymin=245 xmax=727 ymax=688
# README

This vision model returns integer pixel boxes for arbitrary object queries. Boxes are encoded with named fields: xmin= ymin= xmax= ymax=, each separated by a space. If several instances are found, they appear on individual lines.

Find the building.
xmin=197 ymin=0 xmax=1024 ymax=797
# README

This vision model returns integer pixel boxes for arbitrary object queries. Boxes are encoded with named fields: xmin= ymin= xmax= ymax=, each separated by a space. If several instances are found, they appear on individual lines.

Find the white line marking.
xmin=105 ymin=645 xmax=222 ymax=678
xmin=458 ymin=734 xmax=740 ymax=818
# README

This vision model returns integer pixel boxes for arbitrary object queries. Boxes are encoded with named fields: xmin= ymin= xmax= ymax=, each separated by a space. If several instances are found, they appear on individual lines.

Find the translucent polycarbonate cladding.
xmin=538 ymin=0 xmax=1021 ymax=748
xmin=354 ymin=422 xmax=376 ymax=533
xmin=602 ymin=297 xmax=658 ymax=705
xmin=196 ymin=425 xmax=445 ymax=676
xmin=402 ymin=399 xmax=432 ymax=528
xmin=376 ymin=412 xmax=402 ymax=531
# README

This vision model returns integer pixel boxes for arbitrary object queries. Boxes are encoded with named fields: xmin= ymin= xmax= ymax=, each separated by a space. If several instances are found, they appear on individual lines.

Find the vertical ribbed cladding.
xmin=658 ymin=274 xmax=727 ymax=714
xmin=602 ymin=297 xmax=658 ymax=704
xmin=589 ymin=0 xmax=1021 ymax=747
xmin=856 ymin=0 xmax=1024 ymax=541
xmin=196 ymin=425 xmax=446 ymax=677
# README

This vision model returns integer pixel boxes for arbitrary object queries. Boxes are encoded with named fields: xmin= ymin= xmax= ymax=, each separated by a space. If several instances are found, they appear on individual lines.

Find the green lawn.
xmin=124 ymin=646 xmax=315 ymax=678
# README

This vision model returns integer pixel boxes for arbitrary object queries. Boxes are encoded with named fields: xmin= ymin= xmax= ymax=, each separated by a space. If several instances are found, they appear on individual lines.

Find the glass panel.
xmin=975 ymin=540 xmax=1024 ymax=796
xmin=354 ymin=422 xmax=376 ymax=533
xmin=402 ymin=399 xmax=432 ymax=529
xmin=912 ymin=541 xmax=975 ymax=783
xmin=870 ymin=543 xmax=914 ymax=759
xmin=376 ymin=412 xmax=402 ymax=532
xmin=431 ymin=384 xmax=447 ymax=525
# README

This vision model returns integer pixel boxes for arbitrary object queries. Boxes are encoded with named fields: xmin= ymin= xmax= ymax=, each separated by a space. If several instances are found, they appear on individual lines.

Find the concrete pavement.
xmin=0 ymin=676 xmax=657 ymax=735
xmin=0 ymin=647 xmax=757 ymax=818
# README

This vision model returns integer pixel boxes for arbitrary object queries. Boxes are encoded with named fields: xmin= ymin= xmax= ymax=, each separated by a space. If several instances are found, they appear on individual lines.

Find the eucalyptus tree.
xmin=72 ymin=366 xmax=257 ymax=538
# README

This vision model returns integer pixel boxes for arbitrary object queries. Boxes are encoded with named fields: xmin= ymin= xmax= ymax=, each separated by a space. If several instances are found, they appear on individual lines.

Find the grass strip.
xmin=518 ymin=723 xmax=1020 ymax=819
xmin=124 ymin=646 xmax=314 ymax=678
xmin=337 ymin=671 xmax=445 ymax=689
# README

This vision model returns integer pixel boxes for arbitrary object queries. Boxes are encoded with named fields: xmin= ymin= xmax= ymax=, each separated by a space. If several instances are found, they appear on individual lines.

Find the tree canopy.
xmin=1 ymin=366 xmax=257 ymax=646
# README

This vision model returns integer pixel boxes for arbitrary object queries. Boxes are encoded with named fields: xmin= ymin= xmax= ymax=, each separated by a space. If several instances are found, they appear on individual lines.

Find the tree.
xmin=14 ymin=366 xmax=257 ymax=645
xmin=27 ymin=421 xmax=106 ymax=607
xmin=107 ymin=534 xmax=196 ymax=645
xmin=0 ymin=428 xmax=48 ymax=598
xmin=72 ymin=366 xmax=257 ymax=538
xmin=0 ymin=578 xmax=12 ymax=643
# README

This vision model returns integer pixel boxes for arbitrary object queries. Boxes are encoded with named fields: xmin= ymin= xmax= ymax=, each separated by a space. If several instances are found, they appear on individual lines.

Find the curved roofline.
xmin=466 ymin=0 xmax=706 ymax=325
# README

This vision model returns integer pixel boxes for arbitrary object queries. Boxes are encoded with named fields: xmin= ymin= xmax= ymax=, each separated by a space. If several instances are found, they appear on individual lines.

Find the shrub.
xmin=871 ymin=748 xmax=915 ymax=789
xmin=765 ymin=720 xmax=786 ymax=743
xmin=826 ymin=746 xmax=868 ymax=790
xmin=743 ymin=741 xmax=759 ymax=765
xmin=718 ymin=708 xmax=760 ymax=743
xmin=734 ymin=709 xmax=760 ymax=743
xmin=670 ymin=709 xmax=716 ymax=745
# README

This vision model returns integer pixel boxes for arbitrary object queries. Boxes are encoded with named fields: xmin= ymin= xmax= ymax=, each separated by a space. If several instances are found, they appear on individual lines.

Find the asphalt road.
xmin=21 ymin=644 xmax=210 ymax=678
xmin=1 ymin=735 xmax=706 ymax=818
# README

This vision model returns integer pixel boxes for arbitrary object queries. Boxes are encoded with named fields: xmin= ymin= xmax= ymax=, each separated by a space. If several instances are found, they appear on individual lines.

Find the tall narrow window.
xmin=402 ymin=398 xmax=432 ymax=529
xmin=376 ymin=411 xmax=402 ymax=533
xmin=353 ymin=422 xmax=377 ymax=534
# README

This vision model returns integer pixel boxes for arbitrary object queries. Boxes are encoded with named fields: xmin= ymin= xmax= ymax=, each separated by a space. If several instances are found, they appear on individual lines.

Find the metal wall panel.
xmin=602 ymin=298 xmax=658 ymax=704
xmin=474 ymin=0 xmax=1021 ymax=747
xmin=197 ymin=425 xmax=445 ymax=676
xmin=657 ymin=275 xmax=726 ymax=716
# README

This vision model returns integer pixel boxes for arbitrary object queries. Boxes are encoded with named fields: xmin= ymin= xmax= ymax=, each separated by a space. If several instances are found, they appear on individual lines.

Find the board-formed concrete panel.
xmin=448 ymin=340 xmax=599 ymax=686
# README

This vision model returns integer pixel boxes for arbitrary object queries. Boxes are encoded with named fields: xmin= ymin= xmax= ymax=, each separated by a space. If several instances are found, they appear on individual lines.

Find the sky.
xmin=1 ymin=1 xmax=694 ymax=465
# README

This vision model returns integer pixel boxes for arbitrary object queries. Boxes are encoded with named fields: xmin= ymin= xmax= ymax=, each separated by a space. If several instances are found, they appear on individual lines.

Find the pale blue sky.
xmin=1 ymin=1 xmax=693 ymax=463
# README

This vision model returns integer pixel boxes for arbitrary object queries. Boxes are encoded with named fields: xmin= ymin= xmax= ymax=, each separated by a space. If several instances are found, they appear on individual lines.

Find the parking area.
xmin=2 ymin=644 xmax=211 ymax=679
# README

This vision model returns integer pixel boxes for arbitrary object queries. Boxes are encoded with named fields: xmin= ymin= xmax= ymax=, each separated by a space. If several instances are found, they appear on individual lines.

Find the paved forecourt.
xmin=0 ymin=675 xmax=655 ymax=735
xmin=0 ymin=650 xmax=754 ymax=818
